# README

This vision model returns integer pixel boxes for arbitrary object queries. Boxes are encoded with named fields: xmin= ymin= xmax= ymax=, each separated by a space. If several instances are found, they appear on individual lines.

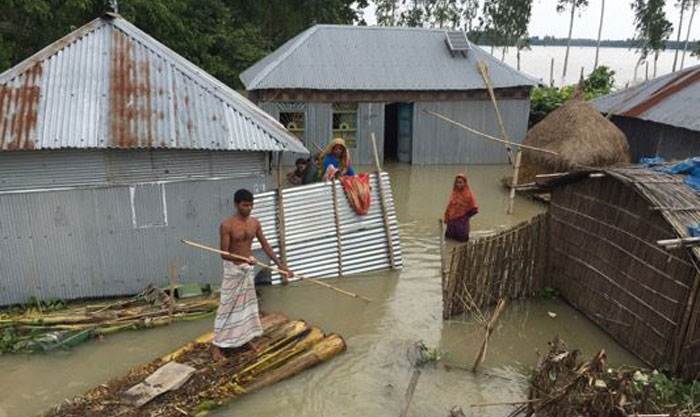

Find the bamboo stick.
xmin=470 ymin=399 xmax=537 ymax=407
xmin=371 ymin=132 xmax=396 ymax=270
xmin=276 ymin=155 xmax=288 ymax=266
xmin=330 ymin=180 xmax=345 ymax=278
xmin=422 ymin=110 xmax=559 ymax=156
xmin=472 ymin=298 xmax=506 ymax=373
xmin=477 ymin=61 xmax=512 ymax=161
xmin=399 ymin=369 xmax=421 ymax=417
xmin=180 ymin=239 xmax=372 ymax=302
xmin=507 ymin=150 xmax=522 ymax=215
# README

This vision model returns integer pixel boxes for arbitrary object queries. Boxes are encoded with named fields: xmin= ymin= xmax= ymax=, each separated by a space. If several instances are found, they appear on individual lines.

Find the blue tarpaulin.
xmin=689 ymin=224 xmax=700 ymax=237
xmin=657 ymin=157 xmax=700 ymax=192
xmin=639 ymin=156 xmax=666 ymax=166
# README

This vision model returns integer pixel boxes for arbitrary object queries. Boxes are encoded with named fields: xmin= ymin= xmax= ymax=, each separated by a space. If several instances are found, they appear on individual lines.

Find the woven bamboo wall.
xmin=548 ymin=177 xmax=697 ymax=369
xmin=442 ymin=213 xmax=548 ymax=319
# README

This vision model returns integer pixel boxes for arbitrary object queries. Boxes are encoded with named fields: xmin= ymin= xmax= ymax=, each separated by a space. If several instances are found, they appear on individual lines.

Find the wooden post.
xmin=550 ymin=58 xmax=555 ymax=87
xmin=507 ymin=151 xmax=522 ymax=215
xmin=331 ymin=180 xmax=344 ymax=278
xmin=168 ymin=260 xmax=178 ymax=323
xmin=276 ymin=155 xmax=287 ymax=265
xmin=673 ymin=271 xmax=700 ymax=374
xmin=580 ymin=66 xmax=585 ymax=82
xmin=478 ymin=61 xmax=512 ymax=161
xmin=472 ymin=298 xmax=507 ymax=373
xmin=371 ymin=132 xmax=396 ymax=270
xmin=399 ymin=369 xmax=421 ymax=417
xmin=439 ymin=219 xmax=446 ymax=286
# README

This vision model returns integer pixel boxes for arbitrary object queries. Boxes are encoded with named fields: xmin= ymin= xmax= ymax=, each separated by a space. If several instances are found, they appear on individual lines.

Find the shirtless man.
xmin=211 ymin=189 xmax=293 ymax=361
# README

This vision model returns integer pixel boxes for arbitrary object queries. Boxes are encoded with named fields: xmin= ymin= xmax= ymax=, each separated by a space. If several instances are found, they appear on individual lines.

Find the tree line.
xmin=0 ymin=0 xmax=698 ymax=89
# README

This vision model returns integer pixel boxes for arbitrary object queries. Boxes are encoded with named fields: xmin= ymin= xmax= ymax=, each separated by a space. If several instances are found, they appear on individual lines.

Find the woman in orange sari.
xmin=444 ymin=174 xmax=478 ymax=242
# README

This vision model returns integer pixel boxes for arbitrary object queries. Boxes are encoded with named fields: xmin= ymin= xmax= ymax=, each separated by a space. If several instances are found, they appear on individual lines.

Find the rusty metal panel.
xmin=250 ymin=172 xmax=402 ymax=284
xmin=0 ymin=14 xmax=307 ymax=155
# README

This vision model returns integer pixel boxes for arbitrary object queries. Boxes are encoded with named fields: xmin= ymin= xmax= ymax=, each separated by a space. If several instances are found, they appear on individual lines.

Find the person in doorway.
xmin=212 ymin=189 xmax=293 ymax=361
xmin=320 ymin=138 xmax=355 ymax=181
xmin=287 ymin=158 xmax=308 ymax=186
xmin=444 ymin=173 xmax=478 ymax=242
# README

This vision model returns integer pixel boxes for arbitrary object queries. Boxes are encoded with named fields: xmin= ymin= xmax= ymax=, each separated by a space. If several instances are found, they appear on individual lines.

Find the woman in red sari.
xmin=444 ymin=174 xmax=478 ymax=242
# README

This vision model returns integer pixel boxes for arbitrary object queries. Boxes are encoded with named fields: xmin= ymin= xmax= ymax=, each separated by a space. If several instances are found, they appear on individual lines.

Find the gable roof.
xmin=240 ymin=25 xmax=539 ymax=91
xmin=0 ymin=13 xmax=308 ymax=154
xmin=592 ymin=64 xmax=700 ymax=133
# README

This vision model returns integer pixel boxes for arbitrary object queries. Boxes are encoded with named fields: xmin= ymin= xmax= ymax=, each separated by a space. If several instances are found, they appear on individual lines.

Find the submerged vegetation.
xmin=514 ymin=338 xmax=700 ymax=417
xmin=529 ymin=66 xmax=616 ymax=127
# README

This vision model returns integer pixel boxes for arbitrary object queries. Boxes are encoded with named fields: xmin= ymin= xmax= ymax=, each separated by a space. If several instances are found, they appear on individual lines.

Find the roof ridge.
xmin=246 ymin=26 xmax=320 ymax=90
xmin=109 ymin=16 xmax=304 ymax=152
xmin=313 ymin=24 xmax=448 ymax=33
xmin=0 ymin=17 xmax=105 ymax=84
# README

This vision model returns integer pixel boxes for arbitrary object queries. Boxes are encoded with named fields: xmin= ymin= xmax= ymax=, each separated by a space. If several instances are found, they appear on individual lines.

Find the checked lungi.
xmin=213 ymin=261 xmax=263 ymax=348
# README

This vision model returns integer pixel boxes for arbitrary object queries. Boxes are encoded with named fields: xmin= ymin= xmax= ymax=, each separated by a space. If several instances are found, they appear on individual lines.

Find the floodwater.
xmin=0 ymin=164 xmax=642 ymax=417
xmin=486 ymin=45 xmax=700 ymax=87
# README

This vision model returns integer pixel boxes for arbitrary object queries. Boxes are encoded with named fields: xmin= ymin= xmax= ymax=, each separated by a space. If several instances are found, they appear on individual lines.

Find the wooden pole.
xmin=439 ymin=219 xmax=446 ymax=286
xmin=399 ymin=369 xmax=421 ymax=417
xmin=423 ymin=110 xmax=559 ymax=156
xmin=371 ymin=132 xmax=396 ymax=270
xmin=472 ymin=298 xmax=507 ymax=373
xmin=180 ymin=240 xmax=372 ymax=302
xmin=331 ymin=180 xmax=345 ymax=278
xmin=507 ymin=150 xmax=522 ymax=215
xmin=168 ymin=260 xmax=178 ymax=323
xmin=478 ymin=61 xmax=512 ymax=161
xmin=276 ymin=156 xmax=287 ymax=265
xmin=550 ymin=57 xmax=555 ymax=87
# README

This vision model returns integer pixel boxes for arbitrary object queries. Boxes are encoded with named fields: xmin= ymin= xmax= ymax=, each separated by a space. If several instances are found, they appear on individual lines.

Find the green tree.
xmin=681 ymin=0 xmax=699 ymax=68
xmin=461 ymin=0 xmax=479 ymax=32
xmin=431 ymin=0 xmax=462 ymax=28
xmin=672 ymin=0 xmax=690 ymax=71
xmin=399 ymin=0 xmax=427 ymax=26
xmin=375 ymin=0 xmax=401 ymax=25
xmin=480 ymin=0 xmax=531 ymax=61
xmin=631 ymin=0 xmax=673 ymax=78
xmin=557 ymin=0 xmax=590 ymax=83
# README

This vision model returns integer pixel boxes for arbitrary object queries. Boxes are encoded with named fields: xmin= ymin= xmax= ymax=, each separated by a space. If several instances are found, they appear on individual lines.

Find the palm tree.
xmin=672 ymin=0 xmax=688 ymax=72
xmin=557 ymin=0 xmax=590 ymax=83
xmin=681 ymin=0 xmax=699 ymax=69
xmin=594 ymin=0 xmax=606 ymax=69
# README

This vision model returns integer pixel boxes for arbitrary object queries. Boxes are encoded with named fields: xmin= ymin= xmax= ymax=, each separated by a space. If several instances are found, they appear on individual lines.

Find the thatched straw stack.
xmin=519 ymin=98 xmax=630 ymax=183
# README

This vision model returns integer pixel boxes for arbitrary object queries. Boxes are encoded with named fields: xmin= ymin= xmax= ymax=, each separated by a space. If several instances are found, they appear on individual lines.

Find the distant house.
xmin=592 ymin=64 xmax=700 ymax=162
xmin=0 ymin=13 xmax=306 ymax=305
xmin=240 ymin=25 xmax=538 ymax=165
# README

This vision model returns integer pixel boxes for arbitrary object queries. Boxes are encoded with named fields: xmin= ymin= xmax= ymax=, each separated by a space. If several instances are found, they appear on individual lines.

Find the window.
xmin=279 ymin=111 xmax=305 ymax=141
xmin=332 ymin=103 xmax=358 ymax=148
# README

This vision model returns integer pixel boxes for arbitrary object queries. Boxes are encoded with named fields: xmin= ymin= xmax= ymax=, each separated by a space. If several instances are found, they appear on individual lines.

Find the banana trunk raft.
xmin=40 ymin=313 xmax=346 ymax=417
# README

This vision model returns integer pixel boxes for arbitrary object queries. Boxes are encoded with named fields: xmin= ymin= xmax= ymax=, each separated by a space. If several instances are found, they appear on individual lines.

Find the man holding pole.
xmin=211 ymin=189 xmax=293 ymax=361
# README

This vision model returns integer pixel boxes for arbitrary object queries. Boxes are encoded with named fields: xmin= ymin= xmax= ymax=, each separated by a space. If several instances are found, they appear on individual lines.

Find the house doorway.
xmin=384 ymin=103 xmax=413 ymax=163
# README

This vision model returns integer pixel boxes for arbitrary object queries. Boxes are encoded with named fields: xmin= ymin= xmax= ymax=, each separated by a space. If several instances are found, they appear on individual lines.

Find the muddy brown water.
xmin=0 ymin=164 xmax=641 ymax=417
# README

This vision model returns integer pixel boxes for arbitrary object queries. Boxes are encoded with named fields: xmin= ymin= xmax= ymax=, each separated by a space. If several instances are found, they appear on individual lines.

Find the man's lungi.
xmin=213 ymin=261 xmax=263 ymax=348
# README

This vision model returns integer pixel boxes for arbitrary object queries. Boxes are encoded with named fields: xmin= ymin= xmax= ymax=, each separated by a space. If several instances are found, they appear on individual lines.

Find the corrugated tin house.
xmin=592 ymin=64 xmax=700 ymax=162
xmin=0 ymin=13 xmax=306 ymax=305
xmin=545 ymin=166 xmax=700 ymax=378
xmin=240 ymin=25 xmax=538 ymax=165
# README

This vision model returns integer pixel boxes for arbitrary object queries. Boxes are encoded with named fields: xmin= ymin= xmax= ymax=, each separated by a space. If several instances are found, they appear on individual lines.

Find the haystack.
xmin=519 ymin=98 xmax=630 ymax=183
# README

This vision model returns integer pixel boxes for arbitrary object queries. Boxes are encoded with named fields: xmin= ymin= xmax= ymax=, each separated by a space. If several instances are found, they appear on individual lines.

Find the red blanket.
xmin=340 ymin=174 xmax=372 ymax=215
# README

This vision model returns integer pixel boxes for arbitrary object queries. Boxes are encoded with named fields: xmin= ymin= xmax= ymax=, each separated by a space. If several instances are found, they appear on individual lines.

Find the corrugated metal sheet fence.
xmin=251 ymin=172 xmax=402 ymax=284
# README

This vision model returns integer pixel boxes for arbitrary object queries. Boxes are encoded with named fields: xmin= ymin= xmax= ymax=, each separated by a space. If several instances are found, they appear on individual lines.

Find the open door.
xmin=384 ymin=103 xmax=413 ymax=163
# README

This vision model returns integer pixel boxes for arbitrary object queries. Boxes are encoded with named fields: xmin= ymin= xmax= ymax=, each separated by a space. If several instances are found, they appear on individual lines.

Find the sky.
xmin=362 ymin=0 xmax=700 ymax=41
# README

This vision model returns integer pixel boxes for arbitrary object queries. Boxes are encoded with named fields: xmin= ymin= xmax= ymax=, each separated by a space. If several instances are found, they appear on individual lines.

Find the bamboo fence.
xmin=442 ymin=214 xmax=548 ymax=319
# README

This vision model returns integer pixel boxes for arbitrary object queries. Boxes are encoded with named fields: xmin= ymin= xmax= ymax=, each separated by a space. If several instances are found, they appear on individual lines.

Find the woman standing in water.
xmin=444 ymin=173 xmax=478 ymax=242
xmin=319 ymin=138 xmax=355 ymax=181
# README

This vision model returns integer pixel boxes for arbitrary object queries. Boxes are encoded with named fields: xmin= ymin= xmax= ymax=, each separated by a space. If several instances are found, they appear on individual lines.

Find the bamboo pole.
xmin=477 ymin=61 xmax=512 ymax=161
xmin=371 ymin=132 xmax=396 ymax=270
xmin=439 ymin=219 xmax=446 ymax=287
xmin=276 ymin=156 xmax=288 ymax=266
xmin=507 ymin=151 xmax=522 ymax=215
xmin=472 ymin=298 xmax=506 ymax=373
xmin=168 ymin=260 xmax=178 ymax=324
xmin=550 ymin=58 xmax=555 ymax=87
xmin=399 ymin=369 xmax=421 ymax=417
xmin=331 ymin=180 xmax=345 ymax=278
xmin=180 ymin=240 xmax=372 ymax=302
xmin=422 ymin=110 xmax=559 ymax=156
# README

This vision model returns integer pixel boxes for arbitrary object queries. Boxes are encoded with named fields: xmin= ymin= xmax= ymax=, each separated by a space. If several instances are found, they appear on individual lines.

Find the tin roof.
xmin=240 ymin=25 xmax=539 ymax=91
xmin=0 ymin=13 xmax=308 ymax=154
xmin=592 ymin=65 xmax=700 ymax=133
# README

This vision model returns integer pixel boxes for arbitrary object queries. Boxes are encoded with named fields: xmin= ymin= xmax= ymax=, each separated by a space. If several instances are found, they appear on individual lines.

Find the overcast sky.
xmin=362 ymin=0 xmax=700 ymax=41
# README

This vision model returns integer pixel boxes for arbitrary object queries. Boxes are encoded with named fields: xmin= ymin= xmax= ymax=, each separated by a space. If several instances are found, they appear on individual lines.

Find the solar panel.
xmin=445 ymin=31 xmax=470 ymax=57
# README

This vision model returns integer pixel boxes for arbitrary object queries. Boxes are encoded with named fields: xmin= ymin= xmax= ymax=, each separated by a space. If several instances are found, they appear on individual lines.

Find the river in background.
xmin=483 ymin=45 xmax=700 ymax=88
xmin=0 ymin=163 xmax=642 ymax=417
